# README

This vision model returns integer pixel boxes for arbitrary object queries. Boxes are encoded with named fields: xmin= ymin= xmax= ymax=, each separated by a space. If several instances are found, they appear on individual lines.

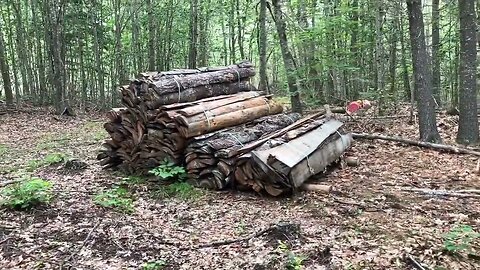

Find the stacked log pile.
xmin=98 ymin=61 xmax=354 ymax=196
xmin=98 ymin=91 xmax=283 ymax=173
xmin=185 ymin=113 xmax=302 ymax=190
xmin=121 ymin=61 xmax=257 ymax=110
xmin=233 ymin=110 xmax=353 ymax=196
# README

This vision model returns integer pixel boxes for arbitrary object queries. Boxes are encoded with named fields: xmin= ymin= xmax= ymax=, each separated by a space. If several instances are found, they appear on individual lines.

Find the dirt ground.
xmin=0 ymin=107 xmax=479 ymax=270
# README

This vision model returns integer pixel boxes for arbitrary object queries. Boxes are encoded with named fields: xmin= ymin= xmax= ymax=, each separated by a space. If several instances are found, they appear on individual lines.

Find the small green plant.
xmin=36 ymin=134 xmax=71 ymax=150
xmin=1 ymin=177 xmax=53 ymax=210
xmin=94 ymin=187 xmax=134 ymax=213
xmin=0 ymin=144 xmax=8 ymax=156
xmin=142 ymin=260 xmax=167 ymax=270
xmin=149 ymin=159 xmax=187 ymax=181
xmin=27 ymin=153 xmax=66 ymax=171
xmin=154 ymin=182 xmax=203 ymax=201
xmin=235 ymin=220 xmax=247 ymax=235
xmin=276 ymin=240 xmax=306 ymax=270
xmin=120 ymin=175 xmax=146 ymax=186
xmin=443 ymin=225 xmax=480 ymax=255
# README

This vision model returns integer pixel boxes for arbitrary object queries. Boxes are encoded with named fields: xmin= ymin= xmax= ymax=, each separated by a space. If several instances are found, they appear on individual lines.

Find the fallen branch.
xmin=180 ymin=223 xmax=297 ymax=250
xmin=61 ymin=220 xmax=101 ymax=268
xmin=401 ymin=187 xmax=480 ymax=198
xmin=405 ymin=254 xmax=427 ymax=270
xmin=0 ymin=179 xmax=22 ymax=187
xmin=352 ymin=133 xmax=480 ymax=157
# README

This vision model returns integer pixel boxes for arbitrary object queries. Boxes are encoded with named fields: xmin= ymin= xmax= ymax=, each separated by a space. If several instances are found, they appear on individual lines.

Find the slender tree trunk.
xmin=406 ymin=0 xmax=441 ymax=143
xmin=375 ymin=0 xmax=386 ymax=114
xmin=258 ymin=0 xmax=268 ymax=92
xmin=188 ymin=0 xmax=198 ymax=68
xmin=229 ymin=0 xmax=236 ymax=63
xmin=399 ymin=2 xmax=412 ymax=102
xmin=91 ymin=0 xmax=105 ymax=109
xmin=147 ymin=0 xmax=156 ymax=71
xmin=431 ymin=0 xmax=442 ymax=107
xmin=272 ymin=0 xmax=302 ymax=113
xmin=11 ymin=0 xmax=30 ymax=97
xmin=32 ymin=0 xmax=47 ymax=105
xmin=236 ymin=0 xmax=245 ymax=60
xmin=0 ymin=21 xmax=14 ymax=106
xmin=349 ymin=0 xmax=359 ymax=100
xmin=457 ymin=0 xmax=479 ymax=145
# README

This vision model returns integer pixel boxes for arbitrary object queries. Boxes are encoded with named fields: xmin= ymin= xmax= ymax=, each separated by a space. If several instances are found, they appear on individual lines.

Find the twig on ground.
xmin=60 ymin=220 xmax=101 ymax=269
xmin=0 ymin=179 xmax=22 ymax=187
xmin=405 ymin=254 xmax=428 ymax=270
xmin=181 ymin=225 xmax=278 ymax=250
xmin=352 ymin=133 xmax=480 ymax=157
xmin=401 ymin=187 xmax=480 ymax=198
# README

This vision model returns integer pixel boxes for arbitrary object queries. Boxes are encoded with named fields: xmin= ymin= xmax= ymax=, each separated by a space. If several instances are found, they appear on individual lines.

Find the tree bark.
xmin=457 ymin=0 xmax=479 ymax=145
xmin=0 ymin=21 xmax=14 ymax=106
xmin=406 ymin=0 xmax=442 ymax=143
xmin=188 ymin=0 xmax=199 ymax=69
xmin=147 ymin=0 xmax=156 ymax=71
xmin=271 ymin=0 xmax=302 ymax=113
xmin=258 ymin=0 xmax=268 ymax=92
xmin=431 ymin=0 xmax=442 ymax=107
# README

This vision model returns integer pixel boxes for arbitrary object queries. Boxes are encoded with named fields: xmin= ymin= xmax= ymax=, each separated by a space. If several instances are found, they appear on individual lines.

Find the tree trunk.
xmin=431 ymin=0 xmax=442 ymax=107
xmin=375 ymin=0 xmax=386 ymax=114
xmin=188 ymin=0 xmax=198 ymax=68
xmin=0 ymin=21 xmax=14 ymax=106
xmin=406 ymin=0 xmax=441 ymax=143
xmin=147 ymin=0 xmax=156 ymax=71
xmin=91 ymin=0 xmax=105 ymax=109
xmin=258 ymin=0 xmax=268 ymax=92
xmin=271 ymin=0 xmax=302 ymax=113
xmin=457 ymin=0 xmax=479 ymax=145
xmin=399 ymin=1 xmax=411 ymax=102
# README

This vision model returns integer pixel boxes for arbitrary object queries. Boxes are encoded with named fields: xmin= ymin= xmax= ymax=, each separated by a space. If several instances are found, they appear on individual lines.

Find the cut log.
xmin=352 ymin=133 xmax=480 ymax=157
xmin=185 ymin=113 xmax=302 ymax=190
xmin=234 ymin=117 xmax=352 ymax=196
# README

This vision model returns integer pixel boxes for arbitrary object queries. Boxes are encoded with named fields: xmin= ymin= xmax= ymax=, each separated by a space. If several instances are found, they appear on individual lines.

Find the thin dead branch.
xmin=352 ymin=133 xmax=480 ymax=157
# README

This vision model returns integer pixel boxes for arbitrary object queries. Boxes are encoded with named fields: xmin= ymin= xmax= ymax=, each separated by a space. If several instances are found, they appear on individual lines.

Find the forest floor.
xmin=0 ymin=105 xmax=479 ymax=270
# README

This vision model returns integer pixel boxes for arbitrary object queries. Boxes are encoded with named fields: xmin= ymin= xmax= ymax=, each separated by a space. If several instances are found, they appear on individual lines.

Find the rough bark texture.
xmin=272 ymin=0 xmax=302 ymax=114
xmin=98 ymin=86 xmax=281 ymax=173
xmin=235 ymin=117 xmax=351 ymax=196
xmin=185 ymin=113 xmax=302 ymax=190
xmin=0 ymin=21 xmax=13 ymax=106
xmin=431 ymin=0 xmax=442 ymax=107
xmin=457 ymin=0 xmax=479 ymax=145
xmin=406 ymin=0 xmax=441 ymax=143
xmin=258 ymin=0 xmax=268 ymax=92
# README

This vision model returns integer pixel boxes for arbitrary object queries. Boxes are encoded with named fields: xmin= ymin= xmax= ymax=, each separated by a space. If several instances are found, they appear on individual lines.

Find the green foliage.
xmin=120 ymin=175 xmax=147 ymax=186
xmin=153 ymin=182 xmax=204 ymax=201
xmin=142 ymin=260 xmax=167 ymax=270
xmin=0 ymin=144 xmax=8 ymax=156
xmin=82 ymin=121 xmax=107 ymax=141
xmin=443 ymin=225 xmax=480 ymax=255
xmin=0 ymin=177 xmax=53 ymax=210
xmin=94 ymin=187 xmax=134 ymax=213
xmin=36 ymin=134 xmax=71 ymax=150
xmin=27 ymin=153 xmax=66 ymax=171
xmin=149 ymin=159 xmax=187 ymax=181
xmin=276 ymin=241 xmax=306 ymax=270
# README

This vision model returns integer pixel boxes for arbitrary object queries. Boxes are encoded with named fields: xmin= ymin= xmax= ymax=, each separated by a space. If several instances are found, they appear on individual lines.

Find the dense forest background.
xmin=0 ymin=0 xmax=478 ymax=136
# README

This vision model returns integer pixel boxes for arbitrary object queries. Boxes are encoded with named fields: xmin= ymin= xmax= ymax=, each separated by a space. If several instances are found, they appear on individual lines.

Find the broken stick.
xmin=352 ymin=133 xmax=480 ymax=157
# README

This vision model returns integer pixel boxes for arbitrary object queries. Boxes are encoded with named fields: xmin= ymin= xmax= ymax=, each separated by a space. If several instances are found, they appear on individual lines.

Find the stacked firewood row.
xmin=97 ymin=61 xmax=265 ymax=172
xmin=121 ymin=61 xmax=257 ymax=110
xmin=98 ymin=91 xmax=283 ymax=173
xmin=98 ymin=61 xmax=354 ymax=196
xmin=185 ymin=113 xmax=302 ymax=190
xmin=233 ymin=110 xmax=353 ymax=196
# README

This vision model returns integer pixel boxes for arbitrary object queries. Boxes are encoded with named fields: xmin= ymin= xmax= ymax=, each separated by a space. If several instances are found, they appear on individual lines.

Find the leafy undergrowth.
xmin=0 ymin=107 xmax=479 ymax=269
